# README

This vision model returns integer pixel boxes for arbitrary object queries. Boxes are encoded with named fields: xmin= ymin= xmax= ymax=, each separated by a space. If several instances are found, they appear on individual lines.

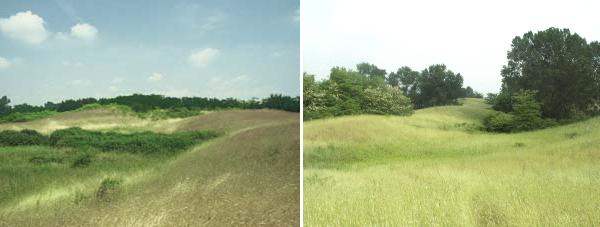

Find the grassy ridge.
xmin=304 ymin=98 xmax=600 ymax=226
xmin=0 ymin=108 xmax=299 ymax=226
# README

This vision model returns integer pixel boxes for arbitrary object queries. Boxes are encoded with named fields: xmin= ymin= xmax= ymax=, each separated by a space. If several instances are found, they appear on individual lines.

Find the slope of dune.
xmin=0 ymin=108 xmax=299 ymax=226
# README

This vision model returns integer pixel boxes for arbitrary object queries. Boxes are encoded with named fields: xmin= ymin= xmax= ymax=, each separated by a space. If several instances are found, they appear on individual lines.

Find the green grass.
xmin=304 ymin=98 xmax=600 ymax=226
xmin=0 ymin=145 xmax=167 ymax=210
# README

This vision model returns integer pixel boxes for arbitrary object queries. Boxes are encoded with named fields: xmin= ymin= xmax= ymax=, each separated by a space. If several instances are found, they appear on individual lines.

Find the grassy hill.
xmin=304 ymin=98 xmax=600 ymax=226
xmin=0 ymin=107 xmax=299 ymax=226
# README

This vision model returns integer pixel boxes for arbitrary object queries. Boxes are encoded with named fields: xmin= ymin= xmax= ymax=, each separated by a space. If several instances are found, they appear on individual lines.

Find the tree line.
xmin=484 ymin=27 xmax=600 ymax=132
xmin=304 ymin=63 xmax=482 ymax=120
xmin=0 ymin=93 xmax=300 ymax=119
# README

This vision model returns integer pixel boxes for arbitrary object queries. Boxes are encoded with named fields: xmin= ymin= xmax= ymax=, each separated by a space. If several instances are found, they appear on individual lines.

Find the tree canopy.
xmin=0 ymin=93 xmax=300 ymax=120
xmin=498 ymin=27 xmax=600 ymax=120
xmin=303 ymin=65 xmax=413 ymax=120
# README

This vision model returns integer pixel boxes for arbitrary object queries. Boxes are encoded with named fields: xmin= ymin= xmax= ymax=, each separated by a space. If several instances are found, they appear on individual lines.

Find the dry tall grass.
xmin=0 ymin=108 xmax=299 ymax=226
xmin=304 ymin=98 xmax=600 ymax=226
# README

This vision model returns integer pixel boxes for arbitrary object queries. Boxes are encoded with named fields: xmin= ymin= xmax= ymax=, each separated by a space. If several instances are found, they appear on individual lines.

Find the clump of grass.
xmin=95 ymin=177 xmax=122 ymax=201
xmin=565 ymin=132 xmax=578 ymax=139
xmin=29 ymin=156 xmax=63 ymax=165
xmin=513 ymin=142 xmax=525 ymax=147
xmin=71 ymin=154 xmax=93 ymax=168
xmin=73 ymin=191 xmax=90 ymax=205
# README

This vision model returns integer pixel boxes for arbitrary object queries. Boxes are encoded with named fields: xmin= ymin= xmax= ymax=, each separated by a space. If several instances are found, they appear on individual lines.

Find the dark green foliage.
xmin=491 ymin=91 xmax=513 ymax=112
xmin=511 ymin=90 xmax=549 ymax=131
xmin=71 ymin=154 xmax=93 ymax=168
xmin=412 ymin=65 xmax=464 ymax=108
xmin=483 ymin=112 xmax=514 ymax=133
xmin=1 ymin=128 xmax=219 ymax=154
xmin=0 ymin=129 xmax=48 ymax=146
xmin=387 ymin=66 xmax=419 ymax=95
xmin=95 ymin=177 xmax=122 ymax=201
xmin=11 ymin=103 xmax=45 ymax=113
xmin=388 ymin=64 xmax=473 ymax=109
xmin=56 ymin=98 xmax=98 ymax=112
xmin=500 ymin=28 xmax=600 ymax=120
xmin=461 ymin=86 xmax=484 ymax=98
xmin=0 ymin=93 xmax=300 ymax=121
xmin=484 ymin=93 xmax=497 ymax=105
xmin=484 ymin=90 xmax=556 ymax=132
xmin=49 ymin=127 xmax=220 ymax=154
xmin=261 ymin=94 xmax=300 ymax=112
xmin=0 ymin=96 xmax=10 ymax=117
xmin=356 ymin=62 xmax=387 ymax=85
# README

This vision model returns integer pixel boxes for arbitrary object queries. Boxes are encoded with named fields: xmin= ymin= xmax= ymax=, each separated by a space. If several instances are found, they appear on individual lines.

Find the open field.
xmin=304 ymin=98 xmax=600 ymax=226
xmin=0 ymin=107 xmax=299 ymax=226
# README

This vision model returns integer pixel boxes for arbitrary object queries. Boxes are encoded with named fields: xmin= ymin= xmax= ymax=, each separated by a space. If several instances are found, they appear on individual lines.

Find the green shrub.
xmin=484 ymin=90 xmax=557 ymax=133
xmin=483 ymin=112 xmax=514 ymax=132
xmin=0 ymin=129 xmax=48 ymax=146
xmin=2 ymin=127 xmax=219 ymax=153
xmin=0 ymin=111 xmax=56 ymax=123
xmin=50 ymin=127 xmax=220 ymax=153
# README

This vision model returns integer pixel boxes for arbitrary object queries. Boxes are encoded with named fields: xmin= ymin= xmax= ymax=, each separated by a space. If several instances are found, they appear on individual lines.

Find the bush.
xmin=0 ymin=129 xmax=48 ymax=146
xmin=484 ymin=93 xmax=497 ymax=105
xmin=483 ymin=112 xmax=514 ymax=132
xmin=492 ymin=91 xmax=513 ymax=112
xmin=2 ymin=127 xmax=219 ymax=154
xmin=484 ymin=90 xmax=557 ymax=132
xmin=0 ymin=111 xmax=56 ymax=123
xmin=362 ymin=86 xmax=413 ymax=115
xmin=49 ymin=127 xmax=220 ymax=153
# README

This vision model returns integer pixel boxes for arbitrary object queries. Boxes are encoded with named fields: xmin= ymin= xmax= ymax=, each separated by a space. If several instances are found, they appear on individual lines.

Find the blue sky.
xmin=0 ymin=0 xmax=299 ymax=105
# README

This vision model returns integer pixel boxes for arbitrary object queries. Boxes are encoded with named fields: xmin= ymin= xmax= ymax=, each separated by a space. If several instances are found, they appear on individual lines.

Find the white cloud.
xmin=188 ymin=48 xmax=220 ymax=67
xmin=0 ymin=11 xmax=49 ymax=44
xmin=70 ymin=23 xmax=98 ymax=41
xmin=147 ymin=72 xmax=164 ymax=82
xmin=0 ymin=57 xmax=11 ymax=69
